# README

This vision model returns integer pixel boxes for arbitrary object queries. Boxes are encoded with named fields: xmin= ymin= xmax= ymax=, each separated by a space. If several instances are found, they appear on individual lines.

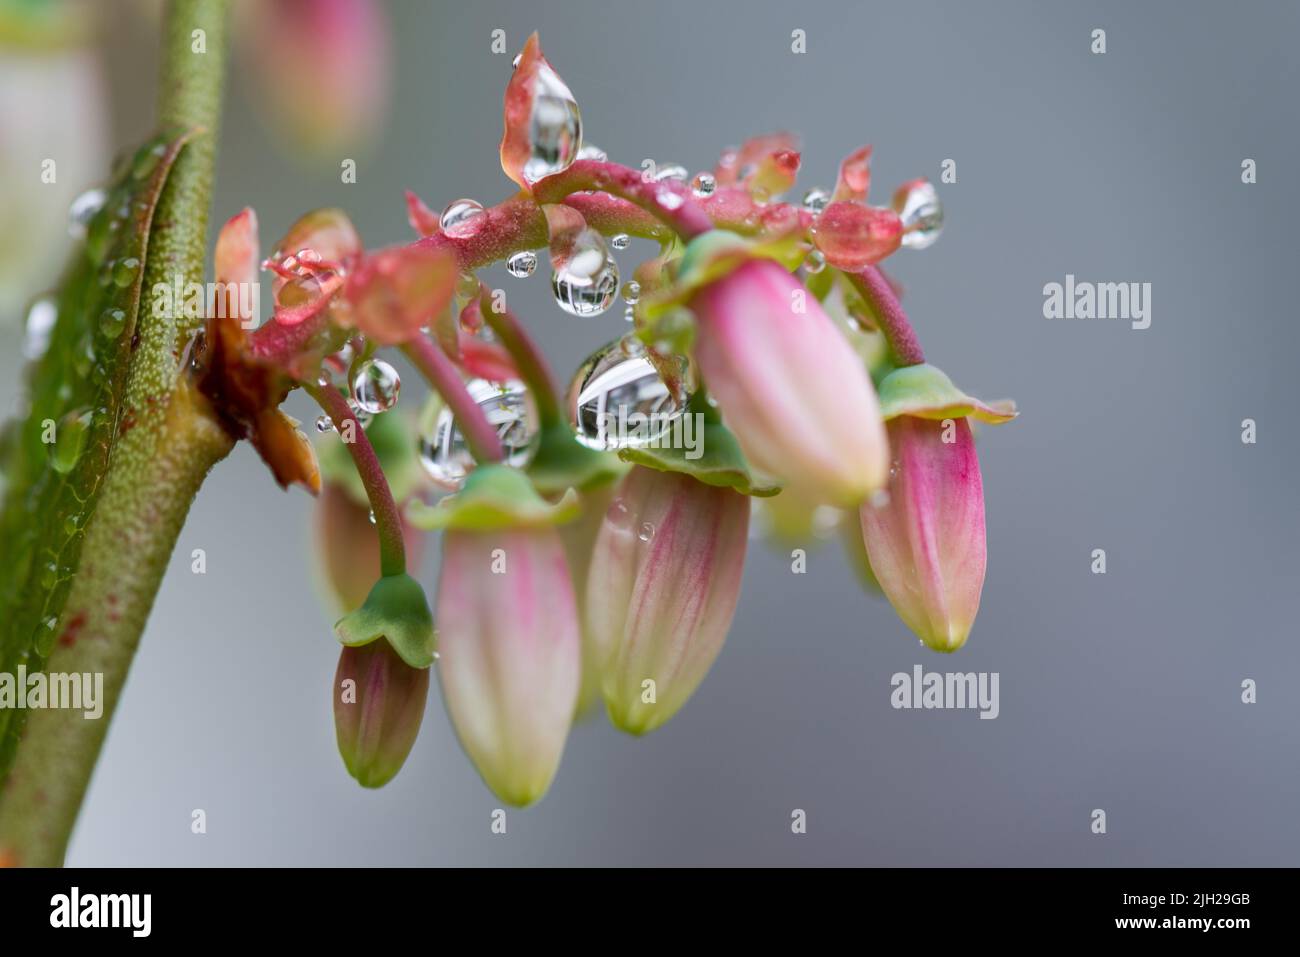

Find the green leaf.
xmin=406 ymin=463 xmax=579 ymax=531
xmin=876 ymin=362 xmax=1018 ymax=424
xmin=617 ymin=399 xmax=780 ymax=497
xmin=0 ymin=128 xmax=196 ymax=775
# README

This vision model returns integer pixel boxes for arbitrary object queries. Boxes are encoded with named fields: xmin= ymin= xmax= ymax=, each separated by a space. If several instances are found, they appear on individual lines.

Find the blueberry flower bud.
xmin=859 ymin=415 xmax=985 ymax=652
xmin=586 ymin=466 xmax=749 ymax=734
xmin=687 ymin=249 xmax=889 ymax=506
xmin=333 ymin=639 xmax=428 ymax=788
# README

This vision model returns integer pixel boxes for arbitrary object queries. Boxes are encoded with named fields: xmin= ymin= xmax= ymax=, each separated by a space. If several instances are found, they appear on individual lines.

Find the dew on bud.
xmin=804 ymin=250 xmax=826 ymax=274
xmin=656 ymin=189 xmax=684 ymax=211
xmin=524 ymin=61 xmax=582 ymax=183
xmin=351 ymin=359 xmax=401 ymax=414
xmin=621 ymin=280 xmax=640 ymax=304
xmin=68 ymin=188 xmax=107 ymax=239
xmin=568 ymin=340 xmax=684 ymax=451
xmin=638 ymin=522 xmax=655 ymax=542
xmin=691 ymin=172 xmax=717 ymax=197
xmin=576 ymin=142 xmax=607 ymax=162
xmin=51 ymin=409 xmax=91 ymax=475
xmin=892 ymin=179 xmax=944 ymax=249
xmin=22 ymin=297 xmax=58 ymax=360
xmin=506 ymin=250 xmax=538 ymax=278
xmin=439 ymin=198 xmax=487 ymax=238
xmin=802 ymin=187 xmax=831 ymax=213
xmin=606 ymin=496 xmax=631 ymax=529
xmin=610 ymin=233 xmax=630 ymax=250
xmin=418 ymin=379 xmax=539 ymax=491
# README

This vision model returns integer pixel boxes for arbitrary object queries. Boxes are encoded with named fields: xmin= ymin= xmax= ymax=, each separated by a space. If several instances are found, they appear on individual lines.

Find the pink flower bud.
xmin=333 ymin=639 xmax=429 ymax=788
xmin=586 ymin=467 xmax=749 ymax=735
xmin=859 ymin=415 xmax=986 ymax=652
xmin=689 ymin=258 xmax=890 ymax=506
xmin=436 ymin=526 xmax=580 ymax=805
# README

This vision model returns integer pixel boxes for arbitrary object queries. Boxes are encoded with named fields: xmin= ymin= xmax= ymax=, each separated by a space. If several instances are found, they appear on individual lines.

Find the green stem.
xmin=0 ymin=0 xmax=231 ymax=867
xmin=306 ymin=382 xmax=406 ymax=577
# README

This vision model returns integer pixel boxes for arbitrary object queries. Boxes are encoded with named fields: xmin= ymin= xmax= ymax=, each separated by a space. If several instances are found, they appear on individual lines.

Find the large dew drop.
xmin=418 ymin=379 xmax=539 ymax=491
xmin=524 ymin=62 xmax=582 ymax=184
xmin=351 ymin=359 xmax=401 ymax=414
xmin=568 ymin=340 xmax=684 ymax=451
xmin=551 ymin=229 xmax=618 ymax=317
xmin=893 ymin=179 xmax=944 ymax=249
xmin=439 ymin=198 xmax=487 ymax=238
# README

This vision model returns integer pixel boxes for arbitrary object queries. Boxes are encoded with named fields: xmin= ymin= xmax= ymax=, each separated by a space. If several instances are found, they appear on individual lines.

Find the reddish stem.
xmin=306 ymin=381 xmax=407 ymax=577
xmin=474 ymin=285 xmax=562 ymax=426
xmin=845 ymin=265 xmax=926 ymax=367
xmin=401 ymin=334 xmax=506 ymax=465
xmin=532 ymin=160 xmax=714 ymax=240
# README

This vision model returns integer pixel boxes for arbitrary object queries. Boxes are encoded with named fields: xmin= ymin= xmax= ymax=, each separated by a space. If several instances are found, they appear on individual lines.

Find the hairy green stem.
xmin=0 ymin=0 xmax=231 ymax=866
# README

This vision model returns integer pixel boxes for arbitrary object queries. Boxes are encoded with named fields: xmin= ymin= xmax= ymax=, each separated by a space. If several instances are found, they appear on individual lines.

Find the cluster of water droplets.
xmin=418 ymin=379 xmax=540 ymax=491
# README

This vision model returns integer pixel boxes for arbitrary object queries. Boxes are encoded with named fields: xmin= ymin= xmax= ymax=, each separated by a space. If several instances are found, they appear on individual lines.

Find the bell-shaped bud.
xmin=859 ymin=415 xmax=985 ymax=652
xmin=335 ymin=572 xmax=436 ymax=668
xmin=586 ymin=466 xmax=749 ymax=735
xmin=686 ymin=245 xmax=889 ymax=506
xmin=333 ymin=639 xmax=429 ymax=788
xmin=436 ymin=520 xmax=580 ymax=806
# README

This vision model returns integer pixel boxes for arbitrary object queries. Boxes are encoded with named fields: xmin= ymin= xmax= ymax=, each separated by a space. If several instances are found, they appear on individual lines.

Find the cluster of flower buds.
xmin=194 ymin=33 xmax=1015 ymax=804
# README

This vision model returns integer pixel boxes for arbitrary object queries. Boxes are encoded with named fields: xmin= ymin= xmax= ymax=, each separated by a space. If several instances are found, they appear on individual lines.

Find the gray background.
xmin=2 ymin=0 xmax=1297 ymax=865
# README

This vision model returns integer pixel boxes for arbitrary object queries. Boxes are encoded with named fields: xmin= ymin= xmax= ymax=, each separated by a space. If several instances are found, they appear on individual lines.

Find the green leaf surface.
xmin=0 ymin=128 xmax=195 ymax=775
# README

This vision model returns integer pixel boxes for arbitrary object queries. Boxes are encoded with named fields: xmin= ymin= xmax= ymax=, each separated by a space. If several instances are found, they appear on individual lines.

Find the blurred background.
xmin=1 ymin=0 xmax=1297 ymax=865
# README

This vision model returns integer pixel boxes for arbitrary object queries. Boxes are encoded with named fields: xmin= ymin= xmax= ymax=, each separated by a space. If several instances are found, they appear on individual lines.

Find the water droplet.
xmin=99 ymin=307 xmax=127 ymax=339
xmin=512 ymin=53 xmax=522 ymax=69
xmin=347 ymin=398 xmax=373 ymax=429
xmin=893 ymin=180 xmax=943 ymax=249
xmin=568 ymin=341 xmax=685 ymax=451
xmin=691 ymin=172 xmax=716 ymax=197
xmin=576 ymin=142 xmax=607 ymax=162
xmin=85 ymin=201 xmax=122 ymax=264
xmin=870 ymin=489 xmax=892 ymax=509
xmin=418 ymin=379 xmax=540 ymax=491
xmin=610 ymin=233 xmax=630 ymax=251
xmin=551 ymin=231 xmax=618 ymax=317
xmin=638 ymin=522 xmax=655 ymax=542
xmin=523 ymin=61 xmax=582 ymax=183
xmin=351 ymin=359 xmax=401 ymax=414
xmin=653 ymin=164 xmax=688 ymax=183
xmin=368 ymin=509 xmax=376 ymax=525
xmin=68 ymin=188 xmax=107 ymax=239
xmin=804 ymin=249 xmax=826 ymax=274
xmin=802 ymin=188 xmax=831 ymax=213
xmin=51 ymin=409 xmax=92 ymax=474
xmin=315 ymin=415 xmax=335 ymax=433
xmin=618 ymin=334 xmax=644 ymax=357
xmin=63 ymin=514 xmax=80 ymax=536
xmin=131 ymin=140 xmax=166 ymax=181
xmin=112 ymin=257 xmax=141 ymax=288
xmin=22 ymin=297 xmax=58 ymax=360
xmin=621 ymin=280 xmax=641 ymax=305
xmin=506 ymin=250 xmax=538 ymax=278
xmin=624 ymin=307 xmax=635 ymax=323
xmin=439 ymin=198 xmax=487 ymax=238
xmin=657 ymin=189 xmax=684 ymax=211
xmin=605 ymin=497 xmax=631 ymax=530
